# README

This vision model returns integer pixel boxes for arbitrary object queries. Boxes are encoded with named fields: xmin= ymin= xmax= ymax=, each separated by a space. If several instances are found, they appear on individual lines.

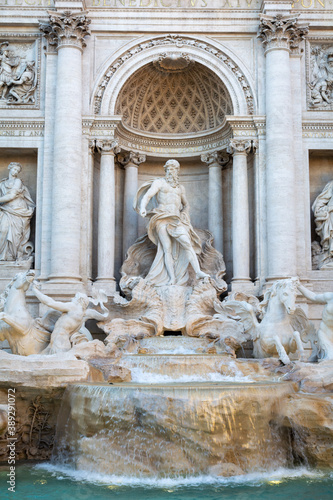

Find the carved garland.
xmin=94 ymin=34 xmax=254 ymax=116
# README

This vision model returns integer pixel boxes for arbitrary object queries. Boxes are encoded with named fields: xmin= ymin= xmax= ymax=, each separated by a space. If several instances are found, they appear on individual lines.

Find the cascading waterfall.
xmin=52 ymin=376 xmax=297 ymax=478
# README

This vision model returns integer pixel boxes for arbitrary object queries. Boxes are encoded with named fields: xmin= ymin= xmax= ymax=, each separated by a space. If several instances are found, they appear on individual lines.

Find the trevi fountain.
xmin=0 ymin=1 xmax=333 ymax=499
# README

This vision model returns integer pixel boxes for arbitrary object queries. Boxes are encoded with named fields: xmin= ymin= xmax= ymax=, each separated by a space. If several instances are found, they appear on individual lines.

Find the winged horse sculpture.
xmin=219 ymin=278 xmax=315 ymax=364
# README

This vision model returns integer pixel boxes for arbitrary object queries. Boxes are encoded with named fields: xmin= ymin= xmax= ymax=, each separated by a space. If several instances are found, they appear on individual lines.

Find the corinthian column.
xmin=118 ymin=151 xmax=146 ymax=257
xmin=40 ymin=11 xmax=91 ymax=284
xmin=227 ymin=139 xmax=252 ymax=288
xmin=258 ymin=12 xmax=308 ymax=279
xmin=201 ymin=151 xmax=229 ymax=255
xmin=95 ymin=140 xmax=120 ymax=293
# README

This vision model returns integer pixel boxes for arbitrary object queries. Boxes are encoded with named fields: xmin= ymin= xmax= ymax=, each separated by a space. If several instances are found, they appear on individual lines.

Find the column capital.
xmin=95 ymin=139 xmax=120 ymax=155
xmin=39 ymin=10 xmax=91 ymax=51
xmin=257 ymin=14 xmax=308 ymax=54
xmin=88 ymin=139 xmax=96 ymax=155
xmin=118 ymin=151 xmax=146 ymax=169
xmin=227 ymin=139 xmax=252 ymax=156
xmin=252 ymin=140 xmax=259 ymax=153
xmin=201 ymin=151 xmax=230 ymax=168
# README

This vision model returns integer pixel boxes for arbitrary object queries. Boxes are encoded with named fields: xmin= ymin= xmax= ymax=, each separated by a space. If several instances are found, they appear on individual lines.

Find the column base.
xmin=262 ymin=275 xmax=297 ymax=294
xmin=94 ymin=277 xmax=116 ymax=296
xmin=231 ymin=278 xmax=255 ymax=294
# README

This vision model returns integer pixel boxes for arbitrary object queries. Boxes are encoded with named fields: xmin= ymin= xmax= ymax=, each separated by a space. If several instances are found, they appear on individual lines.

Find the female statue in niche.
xmin=0 ymin=162 xmax=35 ymax=261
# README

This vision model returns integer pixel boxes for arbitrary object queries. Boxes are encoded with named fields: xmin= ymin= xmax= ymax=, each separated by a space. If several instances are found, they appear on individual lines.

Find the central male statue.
xmin=134 ymin=159 xmax=209 ymax=286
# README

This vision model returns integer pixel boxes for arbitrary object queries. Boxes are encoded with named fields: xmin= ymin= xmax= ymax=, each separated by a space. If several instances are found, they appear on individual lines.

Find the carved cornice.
xmin=115 ymin=120 xmax=231 ymax=157
xmin=95 ymin=139 xmax=120 ymax=155
xmin=258 ymin=14 xmax=308 ymax=53
xmin=201 ymin=151 xmax=230 ymax=167
xmin=117 ymin=151 xmax=146 ymax=168
xmin=0 ymin=119 xmax=44 ymax=138
xmin=227 ymin=139 xmax=252 ymax=155
xmin=302 ymin=120 xmax=333 ymax=138
xmin=39 ymin=10 xmax=91 ymax=51
xmin=82 ymin=116 xmax=122 ymax=137
xmin=94 ymin=34 xmax=255 ymax=116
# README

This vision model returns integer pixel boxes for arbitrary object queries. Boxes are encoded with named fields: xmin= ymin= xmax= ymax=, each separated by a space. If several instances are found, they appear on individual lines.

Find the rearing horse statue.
xmin=0 ymin=270 xmax=50 ymax=356
xmin=221 ymin=278 xmax=314 ymax=364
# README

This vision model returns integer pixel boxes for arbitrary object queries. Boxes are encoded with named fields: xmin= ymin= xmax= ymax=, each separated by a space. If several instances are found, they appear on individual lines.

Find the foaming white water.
xmin=152 ymin=347 xmax=199 ymax=354
xmin=130 ymin=367 xmax=253 ymax=384
xmin=35 ymin=463 xmax=327 ymax=488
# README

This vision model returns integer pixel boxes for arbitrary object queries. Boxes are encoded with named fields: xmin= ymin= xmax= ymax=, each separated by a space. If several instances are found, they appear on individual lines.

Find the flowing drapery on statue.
xmin=133 ymin=160 xmax=209 ymax=287
xmin=0 ymin=162 xmax=35 ymax=261
xmin=312 ymin=180 xmax=333 ymax=259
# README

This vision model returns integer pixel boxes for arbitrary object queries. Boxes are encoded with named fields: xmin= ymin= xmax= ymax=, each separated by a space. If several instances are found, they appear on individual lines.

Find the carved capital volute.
xmin=88 ymin=139 xmax=96 ymax=155
xmin=258 ymin=14 xmax=308 ymax=54
xmin=201 ymin=151 xmax=230 ymax=168
xmin=227 ymin=139 xmax=252 ymax=156
xmin=118 ymin=151 xmax=146 ymax=169
xmin=95 ymin=139 xmax=120 ymax=155
xmin=39 ymin=10 xmax=91 ymax=51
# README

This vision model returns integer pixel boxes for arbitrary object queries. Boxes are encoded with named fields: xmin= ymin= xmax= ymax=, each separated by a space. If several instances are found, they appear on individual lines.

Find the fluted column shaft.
xmin=95 ymin=141 xmax=119 ymax=291
xmin=119 ymin=152 xmax=146 ymax=257
xmin=258 ymin=13 xmax=308 ymax=279
xmin=228 ymin=140 xmax=251 ymax=284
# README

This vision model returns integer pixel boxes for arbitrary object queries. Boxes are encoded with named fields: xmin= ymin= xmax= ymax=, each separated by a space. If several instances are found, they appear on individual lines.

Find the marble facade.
xmin=0 ymin=0 xmax=333 ymax=350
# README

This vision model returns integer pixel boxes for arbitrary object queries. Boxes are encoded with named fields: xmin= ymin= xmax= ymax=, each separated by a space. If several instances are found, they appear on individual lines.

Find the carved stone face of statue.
xmin=164 ymin=160 xmax=180 ymax=188
xmin=8 ymin=163 xmax=22 ymax=178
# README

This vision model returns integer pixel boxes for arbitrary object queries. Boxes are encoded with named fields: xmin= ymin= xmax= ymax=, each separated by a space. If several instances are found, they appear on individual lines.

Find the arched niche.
xmin=92 ymin=34 xmax=256 ymax=119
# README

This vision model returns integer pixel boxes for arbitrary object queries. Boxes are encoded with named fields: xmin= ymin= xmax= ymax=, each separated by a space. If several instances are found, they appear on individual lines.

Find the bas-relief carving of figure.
xmin=0 ymin=42 xmax=20 ymax=99
xmin=309 ymin=46 xmax=333 ymax=107
xmin=134 ymin=159 xmax=209 ymax=286
xmin=0 ymin=163 xmax=35 ymax=262
xmin=31 ymin=285 xmax=109 ymax=355
xmin=7 ymin=61 xmax=36 ymax=105
xmin=0 ymin=42 xmax=37 ymax=104
xmin=297 ymin=281 xmax=333 ymax=361
xmin=312 ymin=180 xmax=333 ymax=269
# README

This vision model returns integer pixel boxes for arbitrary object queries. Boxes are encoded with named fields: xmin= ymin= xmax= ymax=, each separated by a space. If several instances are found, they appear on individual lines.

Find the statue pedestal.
xmin=156 ymin=285 xmax=192 ymax=331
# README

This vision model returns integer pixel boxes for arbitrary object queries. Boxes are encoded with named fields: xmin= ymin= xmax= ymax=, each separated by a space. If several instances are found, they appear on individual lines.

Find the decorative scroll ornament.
xmin=201 ymin=151 xmax=230 ymax=167
xmin=258 ymin=14 xmax=308 ymax=52
xmin=153 ymin=53 xmax=193 ymax=73
xmin=227 ymin=139 xmax=252 ymax=155
xmin=95 ymin=139 xmax=120 ymax=154
xmin=117 ymin=151 xmax=146 ymax=168
xmin=94 ymin=34 xmax=254 ymax=115
xmin=308 ymin=45 xmax=333 ymax=109
xmin=39 ymin=11 xmax=91 ymax=50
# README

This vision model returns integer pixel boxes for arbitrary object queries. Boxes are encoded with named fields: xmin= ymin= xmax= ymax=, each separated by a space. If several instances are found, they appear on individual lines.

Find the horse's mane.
xmin=0 ymin=274 xmax=21 ymax=312
xmin=258 ymin=278 xmax=298 ymax=319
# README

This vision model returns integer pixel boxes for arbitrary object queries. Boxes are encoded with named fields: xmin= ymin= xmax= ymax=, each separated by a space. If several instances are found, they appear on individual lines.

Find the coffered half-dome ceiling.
xmin=115 ymin=60 xmax=233 ymax=136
